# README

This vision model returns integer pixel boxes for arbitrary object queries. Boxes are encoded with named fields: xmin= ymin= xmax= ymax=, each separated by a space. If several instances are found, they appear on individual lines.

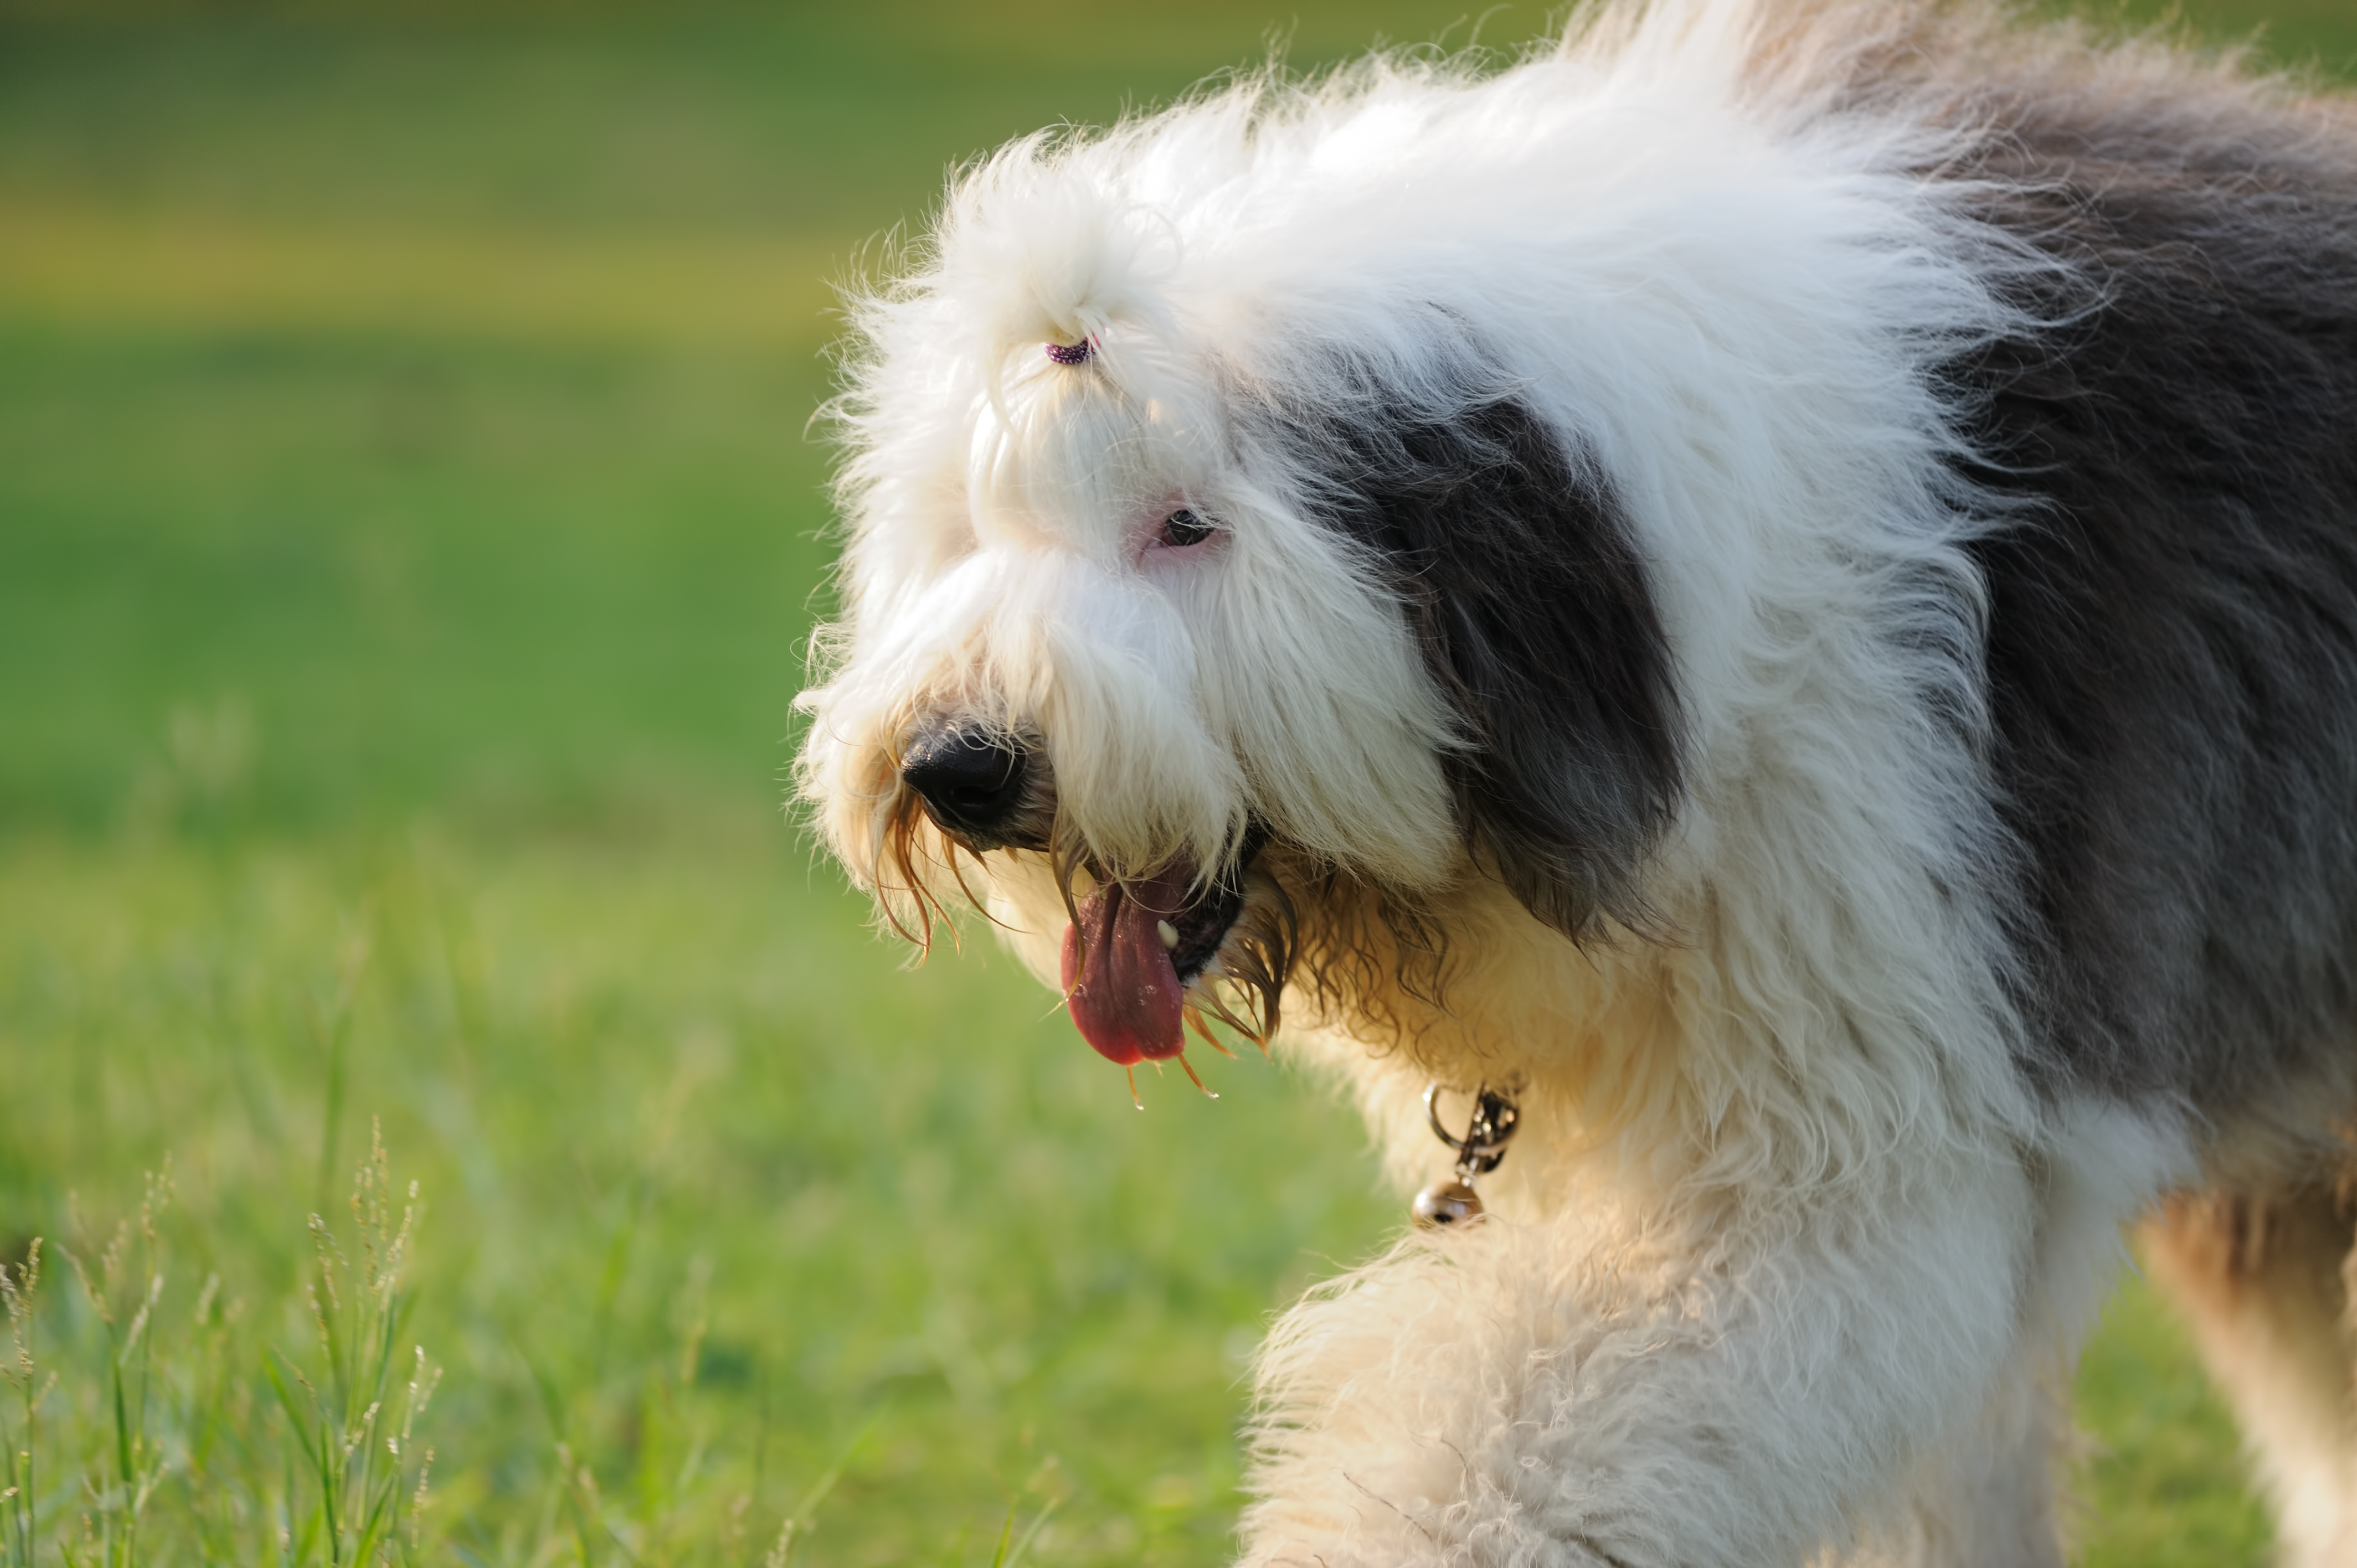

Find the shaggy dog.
xmin=796 ymin=2 xmax=2357 ymax=1561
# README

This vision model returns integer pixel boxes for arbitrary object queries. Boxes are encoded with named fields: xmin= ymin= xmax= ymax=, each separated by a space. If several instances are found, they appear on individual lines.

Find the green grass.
xmin=3 ymin=0 xmax=2353 ymax=1560
xmin=0 ymin=828 xmax=1396 ymax=1563
xmin=2077 ymin=1272 xmax=2274 ymax=1568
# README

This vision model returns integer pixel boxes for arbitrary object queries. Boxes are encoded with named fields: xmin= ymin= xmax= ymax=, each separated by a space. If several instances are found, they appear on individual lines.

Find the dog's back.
xmin=1923 ymin=34 xmax=2357 ymax=1134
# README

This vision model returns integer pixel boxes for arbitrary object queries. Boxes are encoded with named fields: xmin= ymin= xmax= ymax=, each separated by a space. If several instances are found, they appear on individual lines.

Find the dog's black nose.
xmin=899 ymin=725 xmax=1031 ymax=844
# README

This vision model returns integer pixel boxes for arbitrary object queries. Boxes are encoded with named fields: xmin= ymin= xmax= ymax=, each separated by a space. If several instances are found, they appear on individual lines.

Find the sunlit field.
xmin=3 ymin=0 xmax=2351 ymax=1561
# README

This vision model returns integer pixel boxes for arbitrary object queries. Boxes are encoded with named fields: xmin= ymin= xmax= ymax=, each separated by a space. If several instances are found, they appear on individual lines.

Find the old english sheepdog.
xmin=796 ymin=1 xmax=2357 ymax=1561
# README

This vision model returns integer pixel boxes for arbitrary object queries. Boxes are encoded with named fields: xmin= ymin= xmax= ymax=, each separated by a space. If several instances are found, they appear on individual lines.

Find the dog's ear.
xmin=1279 ymin=373 xmax=1683 ymax=940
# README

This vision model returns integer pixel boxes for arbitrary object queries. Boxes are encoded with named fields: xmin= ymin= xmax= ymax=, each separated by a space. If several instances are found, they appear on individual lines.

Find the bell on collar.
xmin=1412 ymin=1175 xmax=1485 ymax=1227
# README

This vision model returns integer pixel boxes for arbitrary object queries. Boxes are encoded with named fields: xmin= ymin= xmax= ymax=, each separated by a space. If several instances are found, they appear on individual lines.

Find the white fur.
xmin=796 ymin=3 xmax=2215 ymax=1564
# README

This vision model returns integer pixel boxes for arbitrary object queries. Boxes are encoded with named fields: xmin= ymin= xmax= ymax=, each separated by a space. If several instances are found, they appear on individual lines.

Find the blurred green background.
xmin=2 ymin=1 xmax=2349 ymax=1562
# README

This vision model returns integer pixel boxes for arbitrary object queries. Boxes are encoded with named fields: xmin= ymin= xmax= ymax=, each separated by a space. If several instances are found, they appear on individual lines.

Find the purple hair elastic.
xmin=1045 ymin=338 xmax=1095 ymax=366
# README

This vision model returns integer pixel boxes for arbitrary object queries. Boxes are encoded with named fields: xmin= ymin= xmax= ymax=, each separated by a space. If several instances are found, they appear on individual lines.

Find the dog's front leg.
xmin=1240 ymin=1143 xmax=2038 ymax=1568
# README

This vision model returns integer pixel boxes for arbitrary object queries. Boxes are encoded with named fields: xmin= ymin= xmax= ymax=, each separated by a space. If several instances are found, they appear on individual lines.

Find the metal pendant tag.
xmin=1412 ymin=1081 xmax=1520 ymax=1230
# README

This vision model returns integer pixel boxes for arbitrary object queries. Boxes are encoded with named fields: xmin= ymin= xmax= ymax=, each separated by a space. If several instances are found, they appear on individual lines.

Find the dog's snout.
xmin=899 ymin=724 xmax=1032 ymax=845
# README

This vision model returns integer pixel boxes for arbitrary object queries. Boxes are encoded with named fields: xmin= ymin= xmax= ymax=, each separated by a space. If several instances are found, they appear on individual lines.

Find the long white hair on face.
xmin=799 ymin=128 xmax=1474 ymax=932
xmin=801 ymin=0 xmax=2076 ymax=1182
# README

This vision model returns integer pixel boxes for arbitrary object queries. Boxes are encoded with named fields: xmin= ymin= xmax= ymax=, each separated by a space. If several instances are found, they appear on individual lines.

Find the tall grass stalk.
xmin=266 ymin=1123 xmax=438 ymax=1567
xmin=1 ymin=1241 xmax=47 ymax=1568
xmin=60 ymin=1164 xmax=178 ymax=1568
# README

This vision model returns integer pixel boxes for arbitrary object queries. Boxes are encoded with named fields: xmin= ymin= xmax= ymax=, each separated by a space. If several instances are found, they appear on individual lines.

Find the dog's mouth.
xmin=1058 ymin=846 xmax=1255 ymax=1066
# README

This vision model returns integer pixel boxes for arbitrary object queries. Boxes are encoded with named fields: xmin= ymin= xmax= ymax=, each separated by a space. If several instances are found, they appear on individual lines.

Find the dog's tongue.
xmin=1061 ymin=867 xmax=1192 ymax=1064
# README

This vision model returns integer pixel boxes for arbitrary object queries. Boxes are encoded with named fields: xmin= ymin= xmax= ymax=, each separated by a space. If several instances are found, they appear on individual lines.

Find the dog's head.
xmin=797 ymin=78 xmax=1685 ymax=1070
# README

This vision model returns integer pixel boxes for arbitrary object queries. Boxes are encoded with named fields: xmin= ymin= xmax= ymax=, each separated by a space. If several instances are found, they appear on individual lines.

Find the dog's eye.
xmin=1158 ymin=508 xmax=1216 ymax=548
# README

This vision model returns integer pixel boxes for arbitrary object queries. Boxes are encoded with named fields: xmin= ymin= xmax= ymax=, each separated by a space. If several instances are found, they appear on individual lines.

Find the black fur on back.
xmin=1940 ymin=80 xmax=2357 ymax=1111
xmin=1246 ymin=347 xmax=1683 ymax=942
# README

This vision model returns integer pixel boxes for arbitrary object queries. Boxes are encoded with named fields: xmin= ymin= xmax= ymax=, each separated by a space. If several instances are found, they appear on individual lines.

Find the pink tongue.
xmin=1061 ymin=868 xmax=1192 ymax=1064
